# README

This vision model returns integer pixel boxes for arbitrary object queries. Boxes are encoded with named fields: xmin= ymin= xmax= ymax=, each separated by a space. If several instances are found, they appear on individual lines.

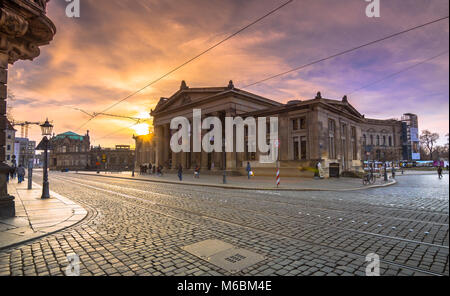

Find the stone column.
xmin=155 ymin=125 xmax=164 ymax=167
xmin=0 ymin=2 xmax=55 ymax=216
xmin=0 ymin=52 xmax=7 ymax=162
xmin=0 ymin=51 xmax=14 ymax=216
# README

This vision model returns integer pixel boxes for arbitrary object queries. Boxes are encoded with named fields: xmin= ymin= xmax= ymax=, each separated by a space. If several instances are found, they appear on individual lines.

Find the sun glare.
xmin=132 ymin=123 xmax=150 ymax=136
xmin=137 ymin=111 xmax=151 ymax=119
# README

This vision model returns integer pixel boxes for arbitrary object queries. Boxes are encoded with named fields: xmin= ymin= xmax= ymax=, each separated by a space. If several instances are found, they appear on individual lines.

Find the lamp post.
xmin=132 ymin=135 xmax=136 ymax=177
xmin=382 ymin=144 xmax=388 ymax=182
xmin=40 ymin=119 xmax=53 ymax=199
xmin=222 ymin=112 xmax=227 ymax=184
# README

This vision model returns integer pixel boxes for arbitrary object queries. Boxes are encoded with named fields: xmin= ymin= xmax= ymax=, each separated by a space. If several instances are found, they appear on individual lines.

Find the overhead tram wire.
xmin=75 ymin=0 xmax=294 ymax=132
xmin=348 ymin=50 xmax=449 ymax=95
xmin=93 ymin=15 xmax=449 ymax=142
xmin=93 ymin=122 xmax=140 ymax=143
xmin=242 ymin=15 xmax=449 ymax=89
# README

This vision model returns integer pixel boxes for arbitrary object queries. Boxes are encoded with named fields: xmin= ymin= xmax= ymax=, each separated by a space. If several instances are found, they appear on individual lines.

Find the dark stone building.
xmin=89 ymin=145 xmax=135 ymax=171
xmin=49 ymin=131 xmax=90 ymax=170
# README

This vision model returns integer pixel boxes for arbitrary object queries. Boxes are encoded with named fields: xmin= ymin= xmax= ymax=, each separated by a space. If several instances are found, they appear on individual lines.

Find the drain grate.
xmin=224 ymin=253 xmax=247 ymax=263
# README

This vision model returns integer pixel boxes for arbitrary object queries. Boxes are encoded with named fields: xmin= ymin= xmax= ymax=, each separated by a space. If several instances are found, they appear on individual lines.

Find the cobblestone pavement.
xmin=0 ymin=172 xmax=448 ymax=276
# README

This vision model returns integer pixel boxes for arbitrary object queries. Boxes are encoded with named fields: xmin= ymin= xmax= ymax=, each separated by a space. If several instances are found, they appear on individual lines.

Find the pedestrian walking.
xmin=17 ymin=165 xmax=26 ymax=184
xmin=156 ymin=165 xmax=163 ymax=177
xmin=10 ymin=165 xmax=16 ymax=180
xmin=177 ymin=164 xmax=183 ymax=181
xmin=194 ymin=164 xmax=200 ymax=179
xmin=391 ymin=166 xmax=395 ymax=179
xmin=317 ymin=161 xmax=324 ymax=179
xmin=437 ymin=166 xmax=443 ymax=179
xmin=246 ymin=162 xmax=252 ymax=179
xmin=148 ymin=163 xmax=153 ymax=175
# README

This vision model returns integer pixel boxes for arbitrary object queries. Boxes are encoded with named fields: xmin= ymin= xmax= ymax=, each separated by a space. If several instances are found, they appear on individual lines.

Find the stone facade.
xmin=49 ymin=131 xmax=90 ymax=171
xmin=1 ymin=0 xmax=55 ymax=216
xmin=14 ymin=137 xmax=35 ymax=166
xmin=89 ymin=145 xmax=135 ymax=171
xmin=148 ymin=82 xmax=412 ymax=178
xmin=5 ymin=119 xmax=15 ymax=166
xmin=134 ymin=134 xmax=155 ymax=167
xmin=49 ymin=131 xmax=135 ymax=171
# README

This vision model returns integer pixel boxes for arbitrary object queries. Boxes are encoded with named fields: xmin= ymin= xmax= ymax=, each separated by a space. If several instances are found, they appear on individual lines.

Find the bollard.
xmin=27 ymin=159 xmax=33 ymax=190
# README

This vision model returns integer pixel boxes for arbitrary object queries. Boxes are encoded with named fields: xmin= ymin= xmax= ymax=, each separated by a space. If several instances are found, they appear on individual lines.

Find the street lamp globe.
xmin=40 ymin=119 xmax=53 ymax=136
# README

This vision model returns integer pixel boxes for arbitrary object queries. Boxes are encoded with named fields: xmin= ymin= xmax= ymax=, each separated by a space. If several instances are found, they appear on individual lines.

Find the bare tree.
xmin=420 ymin=130 xmax=440 ymax=160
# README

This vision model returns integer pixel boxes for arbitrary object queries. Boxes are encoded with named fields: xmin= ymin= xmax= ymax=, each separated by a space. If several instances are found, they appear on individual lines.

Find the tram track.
xmin=56 ymin=174 xmax=450 ymax=246
xmin=52 ymin=174 xmax=449 ymax=276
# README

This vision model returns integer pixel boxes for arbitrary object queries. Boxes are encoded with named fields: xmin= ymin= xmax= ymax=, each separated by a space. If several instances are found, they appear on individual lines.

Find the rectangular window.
xmin=7 ymin=155 xmax=10 ymax=161
xmin=7 ymin=135 xmax=11 ymax=139
xmin=351 ymin=127 xmax=357 ymax=160
xmin=292 ymin=119 xmax=299 ymax=131
xmin=293 ymin=139 xmax=299 ymax=160
xmin=342 ymin=139 xmax=347 ymax=161
xmin=7 ymin=145 xmax=11 ymax=151
xmin=300 ymin=117 xmax=306 ymax=130
xmin=328 ymin=119 xmax=336 ymax=159
xmin=300 ymin=137 xmax=307 ymax=160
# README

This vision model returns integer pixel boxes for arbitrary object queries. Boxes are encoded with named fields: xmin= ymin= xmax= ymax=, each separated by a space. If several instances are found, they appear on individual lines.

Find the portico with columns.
xmin=150 ymin=80 xmax=282 ymax=173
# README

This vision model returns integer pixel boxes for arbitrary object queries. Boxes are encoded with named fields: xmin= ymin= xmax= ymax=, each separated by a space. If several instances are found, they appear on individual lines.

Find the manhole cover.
xmin=181 ymin=239 xmax=234 ymax=259
xmin=182 ymin=239 xmax=265 ymax=274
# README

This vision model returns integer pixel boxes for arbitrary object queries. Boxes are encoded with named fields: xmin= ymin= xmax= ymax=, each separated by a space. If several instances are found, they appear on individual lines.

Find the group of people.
xmin=176 ymin=164 xmax=201 ymax=181
xmin=5 ymin=164 xmax=26 ymax=184
xmin=176 ymin=162 xmax=254 ymax=182
xmin=139 ymin=163 xmax=164 ymax=176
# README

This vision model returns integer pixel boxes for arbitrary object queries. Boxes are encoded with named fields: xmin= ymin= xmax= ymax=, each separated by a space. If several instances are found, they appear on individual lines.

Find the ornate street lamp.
xmin=40 ymin=119 xmax=53 ymax=199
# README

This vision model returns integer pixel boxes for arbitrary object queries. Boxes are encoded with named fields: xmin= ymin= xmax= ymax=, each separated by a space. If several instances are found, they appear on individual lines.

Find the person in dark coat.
xmin=438 ymin=166 xmax=443 ymax=179
xmin=246 ymin=162 xmax=252 ymax=179
xmin=17 ymin=165 xmax=26 ymax=184
xmin=177 ymin=164 xmax=183 ymax=181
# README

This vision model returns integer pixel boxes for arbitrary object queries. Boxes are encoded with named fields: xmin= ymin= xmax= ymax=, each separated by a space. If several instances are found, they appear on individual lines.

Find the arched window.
xmin=376 ymin=135 xmax=380 ymax=146
xmin=389 ymin=136 xmax=392 ymax=146
xmin=363 ymin=134 xmax=367 ymax=146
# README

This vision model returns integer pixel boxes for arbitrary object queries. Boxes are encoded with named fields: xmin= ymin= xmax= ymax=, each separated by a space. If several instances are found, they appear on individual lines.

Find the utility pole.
xmin=27 ymin=159 xmax=33 ymax=190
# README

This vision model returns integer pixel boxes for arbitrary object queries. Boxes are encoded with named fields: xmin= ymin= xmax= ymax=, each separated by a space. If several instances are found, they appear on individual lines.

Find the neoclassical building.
xmin=146 ymin=81 xmax=416 ymax=177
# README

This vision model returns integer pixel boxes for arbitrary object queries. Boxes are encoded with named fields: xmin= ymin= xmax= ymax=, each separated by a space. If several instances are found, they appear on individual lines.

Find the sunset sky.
xmin=7 ymin=0 xmax=449 ymax=148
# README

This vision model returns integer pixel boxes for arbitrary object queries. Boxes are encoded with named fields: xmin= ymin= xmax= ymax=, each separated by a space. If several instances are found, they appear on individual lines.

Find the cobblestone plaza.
xmin=0 ymin=172 xmax=448 ymax=276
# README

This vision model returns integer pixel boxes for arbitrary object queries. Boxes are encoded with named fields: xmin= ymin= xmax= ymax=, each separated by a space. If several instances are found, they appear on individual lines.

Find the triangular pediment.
xmin=324 ymin=100 xmax=363 ymax=119
xmin=154 ymin=88 xmax=225 ymax=113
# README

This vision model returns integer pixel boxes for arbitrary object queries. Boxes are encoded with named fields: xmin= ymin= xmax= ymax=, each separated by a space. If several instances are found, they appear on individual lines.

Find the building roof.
xmin=6 ymin=119 xmax=15 ymax=131
xmin=54 ymin=131 xmax=85 ymax=141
